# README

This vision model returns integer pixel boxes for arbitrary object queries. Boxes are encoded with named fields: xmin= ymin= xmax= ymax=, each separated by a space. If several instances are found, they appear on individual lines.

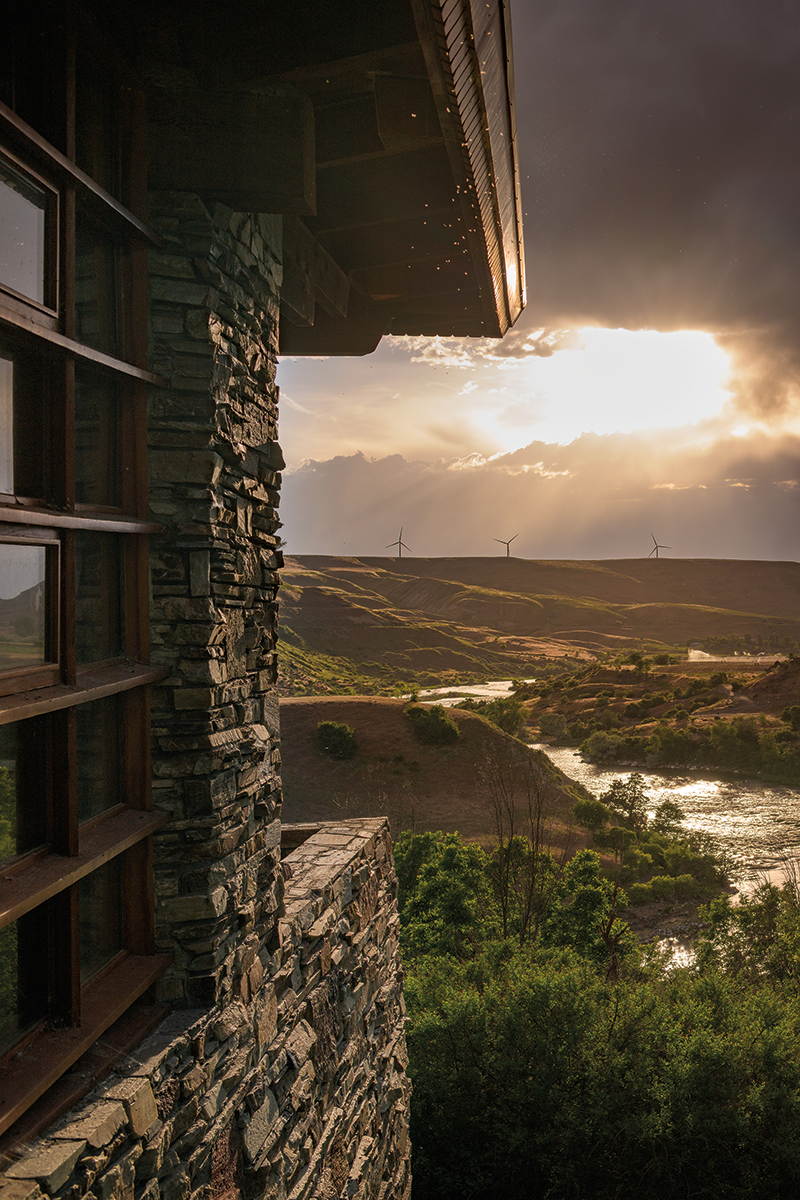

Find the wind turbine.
xmin=648 ymin=533 xmax=670 ymax=559
xmin=386 ymin=527 xmax=411 ymax=558
xmin=494 ymin=533 xmax=519 ymax=557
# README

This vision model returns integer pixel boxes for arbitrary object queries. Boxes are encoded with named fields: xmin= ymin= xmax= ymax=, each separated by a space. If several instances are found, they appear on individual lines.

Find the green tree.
xmin=581 ymin=729 xmax=623 ymax=763
xmin=650 ymin=796 xmax=686 ymax=835
xmin=458 ymin=694 xmax=526 ymax=737
xmin=601 ymin=772 xmax=649 ymax=833
xmin=538 ymin=711 xmax=568 ymax=740
xmin=573 ymin=796 xmax=610 ymax=833
xmin=394 ymin=831 xmax=490 ymax=960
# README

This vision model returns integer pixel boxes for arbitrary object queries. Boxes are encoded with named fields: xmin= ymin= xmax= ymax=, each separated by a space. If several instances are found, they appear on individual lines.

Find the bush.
xmin=581 ymin=729 xmax=623 ymax=763
xmin=783 ymin=704 xmax=800 ymax=730
xmin=457 ymin=695 xmax=526 ymax=737
xmin=405 ymin=703 xmax=460 ymax=745
xmin=573 ymin=797 xmax=610 ymax=832
xmin=539 ymin=711 xmax=568 ymax=740
xmin=316 ymin=720 xmax=359 ymax=759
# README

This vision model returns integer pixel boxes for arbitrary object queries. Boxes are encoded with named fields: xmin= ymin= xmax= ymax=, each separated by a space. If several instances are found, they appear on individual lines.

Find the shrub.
xmin=581 ymin=729 xmax=624 ymax=763
xmin=316 ymin=720 xmax=359 ymax=759
xmin=405 ymin=703 xmax=460 ymax=745
xmin=457 ymin=695 xmax=526 ymax=737
xmin=573 ymin=797 xmax=610 ymax=832
xmin=648 ymin=874 xmax=677 ymax=902
xmin=783 ymin=704 xmax=800 ymax=730
xmin=539 ymin=711 xmax=568 ymax=740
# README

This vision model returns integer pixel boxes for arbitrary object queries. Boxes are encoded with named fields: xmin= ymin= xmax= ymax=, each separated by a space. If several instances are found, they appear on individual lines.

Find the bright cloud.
xmin=278 ymin=326 xmax=735 ymax=466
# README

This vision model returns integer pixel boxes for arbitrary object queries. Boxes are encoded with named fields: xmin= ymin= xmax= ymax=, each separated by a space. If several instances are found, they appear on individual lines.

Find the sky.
xmin=276 ymin=0 xmax=800 ymax=561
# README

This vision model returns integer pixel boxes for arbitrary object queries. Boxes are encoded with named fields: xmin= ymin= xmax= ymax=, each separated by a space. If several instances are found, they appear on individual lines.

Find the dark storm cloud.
xmin=511 ymin=0 xmax=800 ymax=412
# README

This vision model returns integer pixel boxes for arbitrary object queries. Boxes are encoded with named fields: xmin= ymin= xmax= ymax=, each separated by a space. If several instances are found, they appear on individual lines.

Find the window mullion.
xmin=61 ymin=529 xmax=76 ymax=686
xmin=62 ymin=181 xmax=75 ymax=341
xmin=51 ymin=885 xmax=80 ymax=1027
xmin=52 ymin=706 xmax=77 ymax=856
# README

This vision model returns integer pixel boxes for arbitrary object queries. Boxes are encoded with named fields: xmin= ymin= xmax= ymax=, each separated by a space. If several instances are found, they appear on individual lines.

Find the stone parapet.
xmin=0 ymin=820 xmax=411 ymax=1200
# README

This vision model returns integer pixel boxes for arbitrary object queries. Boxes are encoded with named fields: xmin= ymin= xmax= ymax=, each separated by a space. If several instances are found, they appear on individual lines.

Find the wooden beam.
xmin=148 ymin=88 xmax=316 ymax=215
xmin=281 ymin=218 xmax=351 ymax=327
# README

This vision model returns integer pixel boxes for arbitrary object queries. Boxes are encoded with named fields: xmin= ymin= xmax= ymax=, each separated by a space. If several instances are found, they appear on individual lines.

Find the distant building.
xmin=0 ymin=1 xmax=523 ymax=1195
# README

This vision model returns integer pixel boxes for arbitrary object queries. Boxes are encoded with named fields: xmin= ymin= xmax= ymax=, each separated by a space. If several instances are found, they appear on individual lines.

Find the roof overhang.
xmin=131 ymin=0 xmax=526 ymax=354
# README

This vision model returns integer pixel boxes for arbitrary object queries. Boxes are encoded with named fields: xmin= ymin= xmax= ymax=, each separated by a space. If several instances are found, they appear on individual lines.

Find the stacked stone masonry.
xmin=1 ymin=821 xmax=411 ymax=1200
xmin=0 ymin=191 xmax=412 ymax=1198
xmin=147 ymin=193 xmax=287 ymax=1010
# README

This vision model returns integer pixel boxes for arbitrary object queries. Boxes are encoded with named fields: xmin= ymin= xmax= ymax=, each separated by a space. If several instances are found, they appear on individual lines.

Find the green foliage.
xmin=783 ymin=704 xmax=800 ymax=730
xmin=405 ymin=703 xmax=460 ymax=745
xmin=593 ymin=823 xmax=636 ymax=861
xmin=315 ymin=720 xmax=359 ymax=759
xmin=403 ymin=835 xmax=800 ymax=1200
xmin=695 ymin=881 xmax=800 ymax=986
xmin=407 ymin=942 xmax=800 ymax=1200
xmin=650 ymin=796 xmax=686 ymax=835
xmin=601 ymin=772 xmax=649 ymax=832
xmin=581 ymin=712 xmax=800 ymax=783
xmin=455 ymin=694 xmax=526 ymax=736
xmin=394 ymin=831 xmax=491 ymax=960
xmin=580 ymin=729 xmax=623 ymax=762
xmin=538 ymin=710 xmax=568 ymax=740
xmin=572 ymin=795 xmax=610 ymax=832
xmin=0 ymin=765 xmax=15 ymax=864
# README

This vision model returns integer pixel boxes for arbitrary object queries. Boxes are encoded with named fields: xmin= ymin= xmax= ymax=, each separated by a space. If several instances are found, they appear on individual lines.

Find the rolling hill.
xmin=278 ymin=555 xmax=800 ymax=692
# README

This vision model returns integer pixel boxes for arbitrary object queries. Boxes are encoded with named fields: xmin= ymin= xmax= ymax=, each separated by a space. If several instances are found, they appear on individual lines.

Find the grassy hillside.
xmin=279 ymin=697 xmax=590 ymax=850
xmin=278 ymin=555 xmax=800 ymax=693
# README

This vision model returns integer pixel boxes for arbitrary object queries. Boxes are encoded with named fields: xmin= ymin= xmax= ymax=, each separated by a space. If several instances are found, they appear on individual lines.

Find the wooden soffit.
xmin=129 ymin=0 xmax=525 ymax=354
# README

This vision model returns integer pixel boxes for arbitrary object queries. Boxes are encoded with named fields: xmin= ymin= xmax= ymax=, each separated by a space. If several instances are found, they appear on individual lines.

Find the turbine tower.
xmin=386 ymin=527 xmax=411 ymax=559
xmin=648 ymin=532 xmax=670 ymax=559
xmin=494 ymin=533 xmax=519 ymax=557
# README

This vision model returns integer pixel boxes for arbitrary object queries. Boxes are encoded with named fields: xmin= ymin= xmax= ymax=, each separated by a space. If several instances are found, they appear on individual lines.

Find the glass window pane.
xmin=0 ymin=335 xmax=46 ymax=501
xmin=75 ymin=533 xmax=121 ymax=664
xmin=0 ymin=909 xmax=48 ymax=1053
xmin=0 ymin=543 xmax=46 ymax=671
xmin=77 ymin=695 xmax=121 ymax=822
xmin=0 ymin=717 xmax=49 ymax=865
xmin=0 ymin=355 xmax=11 ymax=494
xmin=0 ymin=158 xmax=46 ymax=305
xmin=80 ymin=858 xmax=122 ymax=984
xmin=74 ymin=371 xmax=119 ymax=507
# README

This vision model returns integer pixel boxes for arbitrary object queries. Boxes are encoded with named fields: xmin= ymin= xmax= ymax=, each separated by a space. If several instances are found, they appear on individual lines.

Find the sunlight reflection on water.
xmin=539 ymin=746 xmax=800 ymax=890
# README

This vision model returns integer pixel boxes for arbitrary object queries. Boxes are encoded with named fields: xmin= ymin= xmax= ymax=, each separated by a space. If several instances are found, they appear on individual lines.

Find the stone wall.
xmin=2 ymin=821 xmax=411 ymax=1200
xmin=146 ymin=192 xmax=286 ymax=1009
xmin=0 ymin=192 xmax=412 ymax=1200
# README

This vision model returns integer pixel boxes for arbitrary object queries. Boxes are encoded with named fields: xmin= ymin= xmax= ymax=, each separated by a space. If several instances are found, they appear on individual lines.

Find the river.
xmin=538 ymin=747 xmax=800 ymax=892
xmin=416 ymin=679 xmax=800 ymax=890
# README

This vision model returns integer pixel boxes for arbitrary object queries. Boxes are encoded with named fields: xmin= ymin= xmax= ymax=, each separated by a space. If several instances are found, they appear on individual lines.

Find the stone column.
xmin=147 ymin=193 xmax=286 ymax=1007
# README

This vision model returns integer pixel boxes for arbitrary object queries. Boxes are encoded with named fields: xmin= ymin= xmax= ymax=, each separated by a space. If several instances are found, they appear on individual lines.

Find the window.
xmin=0 ymin=153 xmax=56 ymax=311
xmin=0 ymin=14 xmax=169 ymax=1136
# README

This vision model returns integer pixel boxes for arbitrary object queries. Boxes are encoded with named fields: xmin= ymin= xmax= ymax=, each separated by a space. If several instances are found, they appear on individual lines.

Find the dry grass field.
xmin=279 ymin=697 xmax=591 ymax=853
xmin=279 ymin=557 xmax=800 ymax=692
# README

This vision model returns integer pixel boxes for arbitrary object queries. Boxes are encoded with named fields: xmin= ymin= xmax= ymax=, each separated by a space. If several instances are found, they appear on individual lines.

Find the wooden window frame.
xmin=0 ymin=528 xmax=60 ymax=697
xmin=0 ymin=22 xmax=170 ymax=1137
xmin=0 ymin=145 xmax=59 ymax=323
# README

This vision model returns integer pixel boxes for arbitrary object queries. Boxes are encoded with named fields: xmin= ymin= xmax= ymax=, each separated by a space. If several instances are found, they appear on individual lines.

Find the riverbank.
xmin=541 ymin=743 xmax=800 ymax=889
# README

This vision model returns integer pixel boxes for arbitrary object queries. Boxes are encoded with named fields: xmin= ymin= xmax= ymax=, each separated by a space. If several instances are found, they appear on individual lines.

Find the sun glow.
xmin=278 ymin=325 xmax=735 ymax=464
xmin=521 ymin=327 xmax=733 ymax=445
